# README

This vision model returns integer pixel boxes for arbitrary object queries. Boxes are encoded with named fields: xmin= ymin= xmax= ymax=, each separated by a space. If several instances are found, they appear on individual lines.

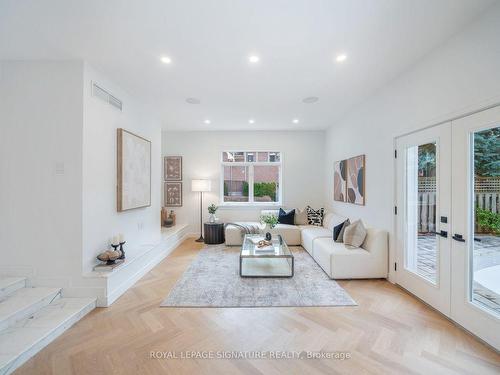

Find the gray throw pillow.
xmin=335 ymin=219 xmax=350 ymax=243
xmin=343 ymin=220 xmax=367 ymax=248
xmin=294 ymin=208 xmax=308 ymax=225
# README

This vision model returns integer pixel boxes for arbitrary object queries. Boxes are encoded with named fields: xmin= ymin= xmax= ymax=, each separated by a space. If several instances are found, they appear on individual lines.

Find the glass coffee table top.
xmin=240 ymin=234 xmax=294 ymax=277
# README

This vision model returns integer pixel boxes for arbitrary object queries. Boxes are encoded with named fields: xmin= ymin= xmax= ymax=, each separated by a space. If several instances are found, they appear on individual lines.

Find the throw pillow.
xmin=343 ymin=220 xmax=367 ymax=248
xmin=335 ymin=219 xmax=350 ymax=243
xmin=306 ymin=206 xmax=324 ymax=226
xmin=294 ymin=208 xmax=308 ymax=225
xmin=278 ymin=208 xmax=295 ymax=225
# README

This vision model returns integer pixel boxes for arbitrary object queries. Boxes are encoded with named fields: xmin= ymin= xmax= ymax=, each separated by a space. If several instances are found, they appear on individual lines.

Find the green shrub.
xmin=476 ymin=207 xmax=500 ymax=234
xmin=254 ymin=182 xmax=277 ymax=201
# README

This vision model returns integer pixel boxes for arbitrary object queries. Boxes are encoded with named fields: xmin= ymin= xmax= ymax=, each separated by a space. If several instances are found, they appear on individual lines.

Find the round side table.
xmin=204 ymin=222 xmax=225 ymax=244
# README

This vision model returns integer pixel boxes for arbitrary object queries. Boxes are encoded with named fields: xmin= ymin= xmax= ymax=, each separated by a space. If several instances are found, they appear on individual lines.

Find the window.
xmin=221 ymin=151 xmax=282 ymax=205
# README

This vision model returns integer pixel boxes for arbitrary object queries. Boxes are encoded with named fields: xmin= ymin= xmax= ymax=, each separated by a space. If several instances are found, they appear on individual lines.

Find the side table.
xmin=204 ymin=222 xmax=225 ymax=244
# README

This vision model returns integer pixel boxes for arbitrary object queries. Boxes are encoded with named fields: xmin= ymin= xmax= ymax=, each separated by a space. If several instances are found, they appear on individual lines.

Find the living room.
xmin=1 ymin=1 xmax=500 ymax=374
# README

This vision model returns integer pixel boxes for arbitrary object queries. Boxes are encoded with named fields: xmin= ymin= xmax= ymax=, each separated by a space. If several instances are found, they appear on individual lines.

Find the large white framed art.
xmin=117 ymin=128 xmax=151 ymax=211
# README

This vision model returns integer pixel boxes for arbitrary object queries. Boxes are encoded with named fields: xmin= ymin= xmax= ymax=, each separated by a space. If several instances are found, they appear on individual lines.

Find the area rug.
xmin=161 ymin=246 xmax=357 ymax=307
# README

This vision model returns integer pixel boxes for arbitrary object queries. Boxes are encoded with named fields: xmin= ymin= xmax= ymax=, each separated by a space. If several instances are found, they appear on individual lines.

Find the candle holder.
xmin=118 ymin=241 xmax=126 ymax=259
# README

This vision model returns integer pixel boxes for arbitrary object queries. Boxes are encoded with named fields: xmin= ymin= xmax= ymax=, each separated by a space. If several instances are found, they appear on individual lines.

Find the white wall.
xmin=82 ymin=63 xmax=162 ymax=273
xmin=324 ymin=5 xmax=500 ymax=281
xmin=0 ymin=61 xmax=84 ymax=286
xmin=162 ymin=131 xmax=325 ymax=232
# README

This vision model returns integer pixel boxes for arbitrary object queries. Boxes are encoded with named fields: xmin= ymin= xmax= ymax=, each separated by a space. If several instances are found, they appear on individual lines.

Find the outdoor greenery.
xmin=242 ymin=181 xmax=277 ymax=200
xmin=418 ymin=143 xmax=436 ymax=177
xmin=476 ymin=207 xmax=500 ymax=234
xmin=474 ymin=128 xmax=500 ymax=177
xmin=260 ymin=213 xmax=279 ymax=228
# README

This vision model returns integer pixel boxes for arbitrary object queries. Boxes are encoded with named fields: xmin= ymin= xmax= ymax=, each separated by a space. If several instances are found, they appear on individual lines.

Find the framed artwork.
xmin=164 ymin=182 xmax=183 ymax=207
xmin=117 ymin=128 xmax=151 ymax=212
xmin=346 ymin=155 xmax=365 ymax=205
xmin=334 ymin=160 xmax=347 ymax=202
xmin=164 ymin=156 xmax=182 ymax=181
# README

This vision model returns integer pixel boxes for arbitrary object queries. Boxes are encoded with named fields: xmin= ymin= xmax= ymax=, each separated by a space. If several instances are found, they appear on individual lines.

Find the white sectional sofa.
xmin=225 ymin=210 xmax=388 ymax=279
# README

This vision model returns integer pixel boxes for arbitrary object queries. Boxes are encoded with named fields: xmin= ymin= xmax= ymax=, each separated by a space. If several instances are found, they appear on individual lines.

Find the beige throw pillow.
xmin=343 ymin=220 xmax=367 ymax=248
xmin=294 ymin=208 xmax=308 ymax=225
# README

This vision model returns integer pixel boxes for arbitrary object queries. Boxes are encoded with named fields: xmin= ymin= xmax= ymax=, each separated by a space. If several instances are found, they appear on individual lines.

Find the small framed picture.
xmin=164 ymin=182 xmax=183 ymax=207
xmin=164 ymin=156 xmax=182 ymax=181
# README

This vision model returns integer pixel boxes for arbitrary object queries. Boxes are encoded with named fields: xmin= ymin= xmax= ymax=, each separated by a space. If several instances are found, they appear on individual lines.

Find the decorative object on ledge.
xmin=161 ymin=208 xmax=176 ymax=227
xmin=93 ymin=259 xmax=124 ymax=272
xmin=346 ymin=154 xmax=365 ymax=205
xmin=207 ymin=203 xmax=218 ymax=223
xmin=117 ymin=128 xmax=152 ymax=212
xmin=192 ymin=179 xmax=212 ymax=242
xmin=334 ymin=159 xmax=347 ymax=202
xmin=164 ymin=156 xmax=182 ymax=181
xmin=96 ymin=249 xmax=122 ymax=265
xmin=165 ymin=182 xmax=183 ymax=207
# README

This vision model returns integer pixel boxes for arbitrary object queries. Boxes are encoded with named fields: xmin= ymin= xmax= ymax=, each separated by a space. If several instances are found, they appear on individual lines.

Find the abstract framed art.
xmin=164 ymin=156 xmax=182 ymax=181
xmin=346 ymin=155 xmax=365 ymax=205
xmin=334 ymin=160 xmax=347 ymax=202
xmin=117 ymin=128 xmax=151 ymax=212
xmin=164 ymin=182 xmax=183 ymax=207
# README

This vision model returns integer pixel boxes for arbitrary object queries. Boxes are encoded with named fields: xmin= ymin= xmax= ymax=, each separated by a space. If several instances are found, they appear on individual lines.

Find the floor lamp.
xmin=192 ymin=179 xmax=211 ymax=242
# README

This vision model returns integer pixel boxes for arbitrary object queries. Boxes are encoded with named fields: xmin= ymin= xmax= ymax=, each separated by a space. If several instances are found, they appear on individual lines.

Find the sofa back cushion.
xmin=260 ymin=209 xmax=279 ymax=218
xmin=306 ymin=206 xmax=325 ymax=226
xmin=278 ymin=208 xmax=295 ymax=225
xmin=294 ymin=208 xmax=308 ymax=225
xmin=361 ymin=228 xmax=388 ymax=254
xmin=343 ymin=220 xmax=367 ymax=247
xmin=322 ymin=212 xmax=348 ymax=231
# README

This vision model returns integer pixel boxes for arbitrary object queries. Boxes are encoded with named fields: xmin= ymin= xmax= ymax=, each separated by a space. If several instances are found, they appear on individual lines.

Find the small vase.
xmin=209 ymin=213 xmax=216 ymax=223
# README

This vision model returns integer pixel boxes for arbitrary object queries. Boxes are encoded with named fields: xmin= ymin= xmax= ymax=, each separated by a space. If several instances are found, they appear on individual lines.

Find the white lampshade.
xmin=191 ymin=179 xmax=211 ymax=192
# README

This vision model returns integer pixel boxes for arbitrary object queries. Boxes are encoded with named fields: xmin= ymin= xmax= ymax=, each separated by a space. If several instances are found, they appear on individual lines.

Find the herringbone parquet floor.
xmin=15 ymin=239 xmax=500 ymax=375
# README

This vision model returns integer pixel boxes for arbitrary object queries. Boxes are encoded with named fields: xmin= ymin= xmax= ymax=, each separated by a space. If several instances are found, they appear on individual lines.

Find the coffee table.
xmin=240 ymin=234 xmax=294 ymax=277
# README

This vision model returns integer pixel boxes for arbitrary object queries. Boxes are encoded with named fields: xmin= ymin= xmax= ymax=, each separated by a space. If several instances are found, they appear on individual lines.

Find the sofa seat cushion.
xmin=272 ymin=224 xmax=301 ymax=246
xmin=300 ymin=226 xmax=332 ymax=255
xmin=225 ymin=222 xmax=262 ymax=246
xmin=313 ymin=237 xmax=387 ymax=279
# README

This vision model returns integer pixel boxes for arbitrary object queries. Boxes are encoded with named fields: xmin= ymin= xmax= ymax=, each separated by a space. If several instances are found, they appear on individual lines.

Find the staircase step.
xmin=0 ymin=278 xmax=26 ymax=299
xmin=0 ymin=297 xmax=96 ymax=375
xmin=0 ymin=288 xmax=61 ymax=332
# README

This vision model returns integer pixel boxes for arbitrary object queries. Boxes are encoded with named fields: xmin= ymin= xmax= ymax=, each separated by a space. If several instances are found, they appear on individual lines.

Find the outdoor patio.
xmin=417 ymin=234 xmax=500 ymax=314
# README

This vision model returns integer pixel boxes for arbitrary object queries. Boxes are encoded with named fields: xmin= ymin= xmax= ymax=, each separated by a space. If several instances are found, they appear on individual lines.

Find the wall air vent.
xmin=92 ymin=82 xmax=123 ymax=111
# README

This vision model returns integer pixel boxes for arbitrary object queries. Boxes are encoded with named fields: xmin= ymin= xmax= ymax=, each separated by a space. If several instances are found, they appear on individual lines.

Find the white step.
xmin=0 ymin=287 xmax=61 ymax=332
xmin=0 ymin=297 xmax=96 ymax=375
xmin=0 ymin=278 xmax=26 ymax=299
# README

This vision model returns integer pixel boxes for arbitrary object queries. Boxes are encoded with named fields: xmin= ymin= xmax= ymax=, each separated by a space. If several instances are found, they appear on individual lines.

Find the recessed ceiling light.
xmin=249 ymin=55 xmax=260 ymax=63
xmin=302 ymin=96 xmax=319 ymax=104
xmin=204 ymin=119 xmax=211 ymax=125
xmin=292 ymin=119 xmax=299 ymax=124
xmin=186 ymin=98 xmax=200 ymax=104
xmin=160 ymin=56 xmax=172 ymax=64
xmin=249 ymin=119 xmax=255 ymax=124
xmin=335 ymin=54 xmax=347 ymax=63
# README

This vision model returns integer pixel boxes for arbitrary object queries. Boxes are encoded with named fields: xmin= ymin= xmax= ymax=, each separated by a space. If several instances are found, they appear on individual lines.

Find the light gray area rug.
xmin=161 ymin=246 xmax=356 ymax=307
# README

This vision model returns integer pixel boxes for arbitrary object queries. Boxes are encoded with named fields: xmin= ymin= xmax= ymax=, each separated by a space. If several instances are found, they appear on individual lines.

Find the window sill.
xmin=218 ymin=203 xmax=282 ymax=210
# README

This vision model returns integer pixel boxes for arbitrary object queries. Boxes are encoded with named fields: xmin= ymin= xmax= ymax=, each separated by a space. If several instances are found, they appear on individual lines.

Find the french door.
xmin=396 ymin=106 xmax=500 ymax=350
xmin=451 ymin=106 xmax=500 ymax=349
xmin=395 ymin=123 xmax=452 ymax=315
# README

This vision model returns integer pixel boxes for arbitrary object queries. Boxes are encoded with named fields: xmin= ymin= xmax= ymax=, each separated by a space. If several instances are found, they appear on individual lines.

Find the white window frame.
xmin=220 ymin=151 xmax=283 ymax=207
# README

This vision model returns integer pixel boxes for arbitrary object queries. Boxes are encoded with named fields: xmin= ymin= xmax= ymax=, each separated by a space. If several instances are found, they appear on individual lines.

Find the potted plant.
xmin=260 ymin=213 xmax=279 ymax=231
xmin=207 ymin=204 xmax=218 ymax=223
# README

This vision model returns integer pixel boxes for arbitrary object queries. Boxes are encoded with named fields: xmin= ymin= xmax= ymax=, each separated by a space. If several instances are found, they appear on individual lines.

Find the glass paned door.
xmin=451 ymin=106 xmax=500 ymax=350
xmin=396 ymin=123 xmax=451 ymax=315
xmin=471 ymin=127 xmax=500 ymax=315
xmin=405 ymin=142 xmax=438 ymax=283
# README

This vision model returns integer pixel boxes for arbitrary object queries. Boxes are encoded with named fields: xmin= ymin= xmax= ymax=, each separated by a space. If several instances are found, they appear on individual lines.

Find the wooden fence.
xmin=417 ymin=177 xmax=500 ymax=233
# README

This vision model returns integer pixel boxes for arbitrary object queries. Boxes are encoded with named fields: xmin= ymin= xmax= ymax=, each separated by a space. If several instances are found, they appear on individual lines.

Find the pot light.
xmin=204 ymin=119 xmax=211 ymax=125
xmin=335 ymin=54 xmax=347 ymax=63
xmin=303 ymin=96 xmax=319 ymax=104
xmin=160 ymin=56 xmax=172 ymax=64
xmin=249 ymin=119 xmax=255 ymax=124
xmin=249 ymin=55 xmax=260 ymax=63
xmin=292 ymin=118 xmax=299 ymax=124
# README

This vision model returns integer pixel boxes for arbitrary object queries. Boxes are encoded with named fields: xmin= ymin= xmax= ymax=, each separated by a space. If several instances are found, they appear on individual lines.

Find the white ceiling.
xmin=0 ymin=0 xmax=496 ymax=131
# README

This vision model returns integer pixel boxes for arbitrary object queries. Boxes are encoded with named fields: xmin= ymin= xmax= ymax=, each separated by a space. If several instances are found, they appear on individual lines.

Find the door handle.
xmin=431 ymin=230 xmax=448 ymax=238
xmin=452 ymin=234 xmax=466 ymax=242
